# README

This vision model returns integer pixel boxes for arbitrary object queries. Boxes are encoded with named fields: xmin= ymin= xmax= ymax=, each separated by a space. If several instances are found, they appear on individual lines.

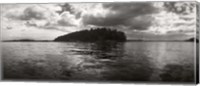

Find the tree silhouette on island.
xmin=54 ymin=28 xmax=127 ymax=42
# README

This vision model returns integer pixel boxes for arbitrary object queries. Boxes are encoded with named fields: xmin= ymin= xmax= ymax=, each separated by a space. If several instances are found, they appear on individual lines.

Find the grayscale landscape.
xmin=0 ymin=2 xmax=198 ymax=83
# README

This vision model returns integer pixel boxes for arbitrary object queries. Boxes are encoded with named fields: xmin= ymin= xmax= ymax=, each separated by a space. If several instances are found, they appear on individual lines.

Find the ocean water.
xmin=1 ymin=42 xmax=195 ymax=83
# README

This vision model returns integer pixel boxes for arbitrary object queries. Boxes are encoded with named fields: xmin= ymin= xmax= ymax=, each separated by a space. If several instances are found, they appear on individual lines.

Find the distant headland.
xmin=54 ymin=28 xmax=127 ymax=42
xmin=185 ymin=38 xmax=199 ymax=43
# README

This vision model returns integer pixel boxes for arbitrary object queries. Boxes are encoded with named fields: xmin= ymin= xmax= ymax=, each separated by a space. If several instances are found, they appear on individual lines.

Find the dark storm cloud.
xmin=163 ymin=2 xmax=195 ymax=15
xmin=82 ymin=3 xmax=158 ymax=30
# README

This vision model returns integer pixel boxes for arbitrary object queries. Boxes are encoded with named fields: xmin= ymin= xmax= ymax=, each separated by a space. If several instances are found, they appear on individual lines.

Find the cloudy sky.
xmin=1 ymin=2 xmax=197 ymax=40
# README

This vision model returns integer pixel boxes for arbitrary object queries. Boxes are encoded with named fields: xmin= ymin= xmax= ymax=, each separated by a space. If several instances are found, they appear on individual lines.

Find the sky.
xmin=0 ymin=2 xmax=197 ymax=40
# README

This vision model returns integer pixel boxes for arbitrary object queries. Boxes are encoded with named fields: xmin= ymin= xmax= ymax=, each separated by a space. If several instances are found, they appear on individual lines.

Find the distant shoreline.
xmin=1 ymin=40 xmax=53 ymax=42
xmin=1 ymin=40 xmax=197 ymax=42
xmin=126 ymin=40 xmax=196 ymax=42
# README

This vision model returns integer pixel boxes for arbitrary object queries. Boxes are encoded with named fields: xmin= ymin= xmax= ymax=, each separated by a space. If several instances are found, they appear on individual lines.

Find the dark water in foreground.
xmin=2 ymin=42 xmax=195 ymax=83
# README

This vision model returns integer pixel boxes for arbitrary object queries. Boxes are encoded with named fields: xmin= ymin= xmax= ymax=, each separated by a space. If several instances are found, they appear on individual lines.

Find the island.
xmin=54 ymin=28 xmax=127 ymax=42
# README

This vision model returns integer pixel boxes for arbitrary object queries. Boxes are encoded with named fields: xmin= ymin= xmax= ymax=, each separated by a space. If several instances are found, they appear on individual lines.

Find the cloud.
xmin=7 ymin=27 xmax=13 ymax=29
xmin=174 ymin=22 xmax=194 ymax=27
xmin=148 ymin=2 xmax=196 ymax=35
xmin=57 ymin=12 xmax=78 ymax=26
xmin=4 ymin=4 xmax=81 ymax=31
xmin=3 ymin=4 xmax=60 ymax=27
xmin=21 ymin=5 xmax=80 ymax=29
xmin=179 ymin=16 xmax=194 ymax=21
xmin=1 ymin=3 xmax=196 ymax=40
xmin=20 ymin=5 xmax=62 ymax=27
xmin=57 ymin=3 xmax=73 ymax=14
xmin=1 ymin=3 xmax=82 ymax=41
xmin=20 ymin=6 xmax=49 ymax=20
xmin=82 ymin=3 xmax=158 ymax=30
xmin=163 ymin=2 xmax=195 ymax=15
xmin=125 ymin=15 xmax=154 ymax=30
xmin=57 ymin=3 xmax=83 ymax=19
xmin=4 ymin=4 xmax=61 ymax=21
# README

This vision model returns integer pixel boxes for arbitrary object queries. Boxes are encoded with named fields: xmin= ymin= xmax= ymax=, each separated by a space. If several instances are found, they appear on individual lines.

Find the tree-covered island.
xmin=54 ymin=28 xmax=127 ymax=42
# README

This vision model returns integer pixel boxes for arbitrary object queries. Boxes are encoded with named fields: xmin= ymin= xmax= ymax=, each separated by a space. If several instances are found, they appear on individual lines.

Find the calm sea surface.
xmin=2 ymin=42 xmax=195 ymax=83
